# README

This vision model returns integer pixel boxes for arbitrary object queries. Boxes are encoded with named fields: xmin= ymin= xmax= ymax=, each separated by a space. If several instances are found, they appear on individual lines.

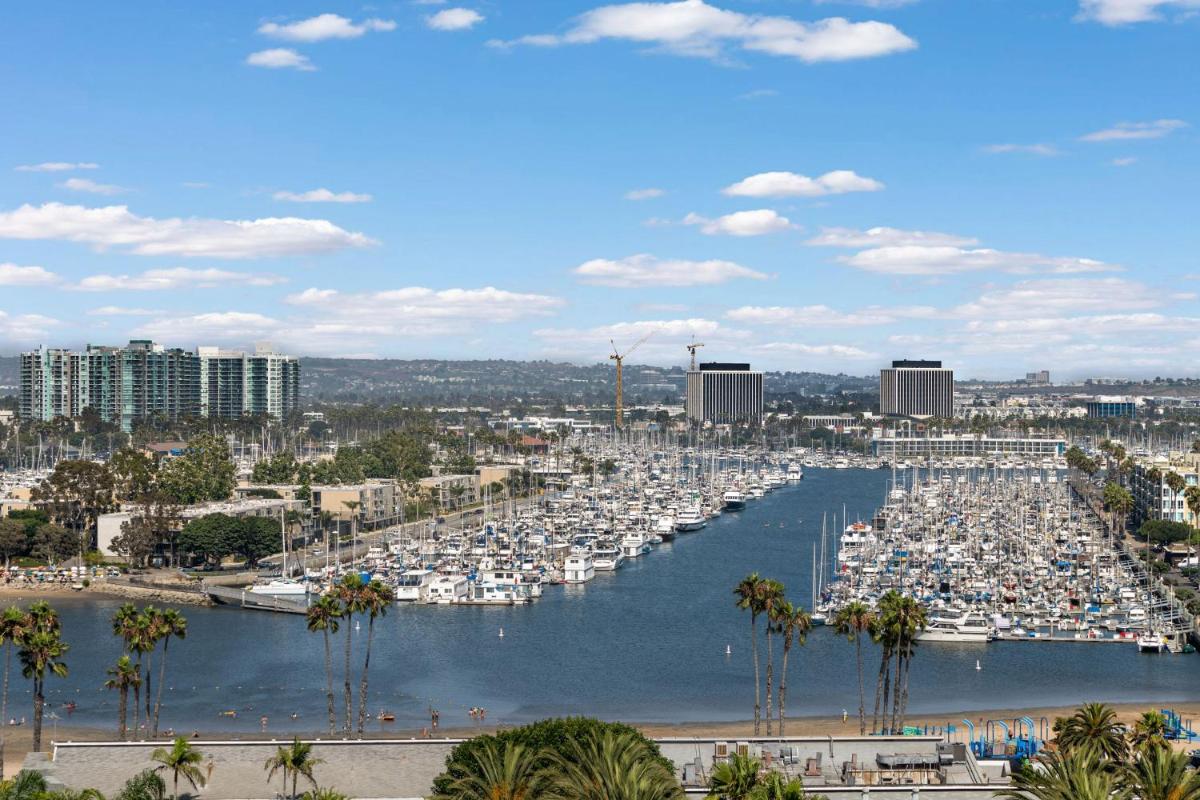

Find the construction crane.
xmin=686 ymin=340 xmax=705 ymax=371
xmin=610 ymin=333 xmax=651 ymax=431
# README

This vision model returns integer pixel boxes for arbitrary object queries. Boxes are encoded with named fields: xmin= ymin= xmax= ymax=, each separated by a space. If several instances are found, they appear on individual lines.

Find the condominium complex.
xmin=879 ymin=359 xmax=954 ymax=418
xmin=20 ymin=340 xmax=299 ymax=431
xmin=199 ymin=344 xmax=301 ymax=419
xmin=1130 ymin=452 xmax=1200 ymax=528
xmin=685 ymin=362 xmax=764 ymax=425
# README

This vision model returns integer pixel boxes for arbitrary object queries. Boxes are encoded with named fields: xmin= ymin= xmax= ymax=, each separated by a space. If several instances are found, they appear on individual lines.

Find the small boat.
xmin=378 ymin=710 xmax=395 ymax=722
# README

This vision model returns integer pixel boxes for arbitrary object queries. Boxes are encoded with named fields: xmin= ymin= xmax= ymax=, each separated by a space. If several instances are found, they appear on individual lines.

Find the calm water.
xmin=22 ymin=469 xmax=1200 ymax=736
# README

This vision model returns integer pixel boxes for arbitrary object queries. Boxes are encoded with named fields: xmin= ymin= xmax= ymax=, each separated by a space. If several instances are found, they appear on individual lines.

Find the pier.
xmin=202 ymin=584 xmax=309 ymax=614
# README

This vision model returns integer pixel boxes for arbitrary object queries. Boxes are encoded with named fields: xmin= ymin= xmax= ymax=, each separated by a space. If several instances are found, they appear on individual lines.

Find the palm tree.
xmin=0 ymin=606 xmax=28 ymax=778
xmin=1129 ymin=710 xmax=1169 ymax=753
xmin=435 ymin=740 xmax=552 ymax=800
xmin=997 ymin=748 xmax=1122 ymax=800
xmin=115 ymin=769 xmax=167 ymax=800
xmin=0 ymin=769 xmax=48 ymax=800
xmin=745 ymin=771 xmax=805 ymax=800
xmin=357 ymin=580 xmax=395 ymax=737
xmin=871 ymin=593 xmax=899 ymax=733
xmin=152 ymin=609 xmax=187 ymax=737
xmin=111 ymin=604 xmax=142 ymax=739
xmin=833 ymin=601 xmax=874 ymax=735
xmin=889 ymin=595 xmax=926 ymax=729
xmin=104 ymin=655 xmax=140 ymax=740
xmin=733 ymin=573 xmax=766 ymax=735
xmin=1054 ymin=702 xmax=1128 ymax=763
xmin=1121 ymin=745 xmax=1200 ymax=800
xmin=18 ymin=626 xmax=68 ymax=752
xmin=553 ymin=730 xmax=683 ymax=800
xmin=300 ymin=789 xmax=347 ymax=800
xmin=264 ymin=738 xmax=324 ymax=800
xmin=706 ymin=753 xmax=761 ymax=800
xmin=129 ymin=610 xmax=158 ymax=740
xmin=335 ymin=574 xmax=366 ymax=736
xmin=758 ymin=579 xmax=784 ymax=736
xmin=773 ymin=601 xmax=810 ymax=736
xmin=306 ymin=595 xmax=342 ymax=736
xmin=151 ymin=737 xmax=208 ymax=799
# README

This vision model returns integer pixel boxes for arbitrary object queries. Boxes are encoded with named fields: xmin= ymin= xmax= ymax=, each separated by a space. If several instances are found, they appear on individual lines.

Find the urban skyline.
xmin=2 ymin=2 xmax=1196 ymax=380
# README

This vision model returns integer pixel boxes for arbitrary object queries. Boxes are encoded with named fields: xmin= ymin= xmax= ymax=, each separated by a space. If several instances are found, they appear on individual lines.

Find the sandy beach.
xmin=6 ymin=701 xmax=1196 ymax=778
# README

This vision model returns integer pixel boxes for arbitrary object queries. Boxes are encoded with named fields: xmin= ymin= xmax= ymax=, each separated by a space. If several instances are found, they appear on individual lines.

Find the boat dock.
xmin=203 ymin=584 xmax=309 ymax=614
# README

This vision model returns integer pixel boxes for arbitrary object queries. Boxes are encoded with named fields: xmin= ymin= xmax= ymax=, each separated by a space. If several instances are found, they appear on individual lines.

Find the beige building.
xmin=311 ymin=481 xmax=403 ymax=532
xmin=418 ymin=474 xmax=479 ymax=510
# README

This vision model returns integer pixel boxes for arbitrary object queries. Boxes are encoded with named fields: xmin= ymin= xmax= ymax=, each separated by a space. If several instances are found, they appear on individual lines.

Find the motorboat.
xmin=917 ymin=612 xmax=992 ymax=643
xmin=722 ymin=490 xmax=746 ymax=512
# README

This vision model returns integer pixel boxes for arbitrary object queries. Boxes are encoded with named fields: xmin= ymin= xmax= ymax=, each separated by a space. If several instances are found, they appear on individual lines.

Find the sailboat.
xmin=810 ymin=534 xmax=827 ymax=627
xmin=249 ymin=508 xmax=309 ymax=597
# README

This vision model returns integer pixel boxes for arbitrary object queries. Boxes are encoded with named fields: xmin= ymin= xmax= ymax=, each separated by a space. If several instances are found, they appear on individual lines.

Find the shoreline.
xmin=9 ymin=700 xmax=1197 ymax=775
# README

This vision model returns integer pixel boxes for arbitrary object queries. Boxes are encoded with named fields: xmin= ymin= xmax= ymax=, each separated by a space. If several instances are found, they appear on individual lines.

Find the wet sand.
xmin=10 ymin=701 xmax=1197 ymax=777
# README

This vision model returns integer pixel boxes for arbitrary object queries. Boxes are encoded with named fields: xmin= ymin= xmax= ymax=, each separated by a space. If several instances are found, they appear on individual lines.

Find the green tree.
xmin=157 ymin=434 xmax=236 ymax=505
xmin=151 ymin=737 xmax=209 ymax=799
xmin=0 ymin=607 xmax=28 ymax=778
xmin=1053 ymin=702 xmax=1128 ymax=763
xmin=833 ymin=601 xmax=874 ymax=735
xmin=357 ymin=581 xmax=395 ymax=737
xmin=110 ymin=448 xmax=158 ymax=503
xmin=0 ymin=521 xmax=27 ymax=570
xmin=252 ymin=453 xmax=299 ymax=485
xmin=31 ymin=523 xmax=77 ymax=565
xmin=151 ymin=609 xmax=186 ymax=738
xmin=771 ymin=598 xmax=809 ymax=736
xmin=264 ymin=738 xmax=324 ymax=800
xmin=104 ymin=655 xmax=140 ymax=740
xmin=31 ymin=460 xmax=115 ymax=559
xmin=758 ymin=579 xmax=785 ymax=736
xmin=115 ymin=770 xmax=166 ymax=800
xmin=0 ymin=770 xmax=48 ymax=800
xmin=706 ymin=753 xmax=761 ymax=800
xmin=1129 ymin=710 xmax=1169 ymax=753
xmin=306 ymin=595 xmax=342 ymax=736
xmin=18 ymin=623 xmax=69 ymax=752
xmin=733 ymin=573 xmax=767 ymax=735
xmin=335 ymin=574 xmax=367 ymax=736
xmin=998 ymin=748 xmax=1120 ymax=800
xmin=434 ymin=740 xmax=551 ymax=800
xmin=1121 ymin=745 xmax=1200 ymax=800
xmin=551 ymin=729 xmax=683 ymax=800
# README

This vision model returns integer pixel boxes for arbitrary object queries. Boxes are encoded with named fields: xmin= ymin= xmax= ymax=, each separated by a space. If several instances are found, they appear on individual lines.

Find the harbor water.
xmin=25 ymin=469 xmax=1200 ymax=735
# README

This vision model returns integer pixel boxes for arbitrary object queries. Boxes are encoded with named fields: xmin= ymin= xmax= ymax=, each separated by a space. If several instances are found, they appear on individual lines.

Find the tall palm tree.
xmin=139 ymin=607 xmax=168 ymax=736
xmin=1121 ymin=745 xmax=1200 ymax=800
xmin=435 ymin=740 xmax=552 ymax=800
xmin=997 ymin=748 xmax=1123 ymax=800
xmin=306 ymin=595 xmax=342 ymax=736
xmin=151 ymin=737 xmax=208 ymax=800
xmin=758 ymin=579 xmax=785 ymax=736
xmin=301 ymin=789 xmax=348 ymax=800
xmin=0 ymin=606 xmax=29 ymax=778
xmin=706 ymin=753 xmax=761 ymax=800
xmin=773 ymin=601 xmax=810 ymax=737
xmin=264 ymin=738 xmax=324 ymax=800
xmin=871 ymin=593 xmax=899 ymax=733
xmin=357 ymin=580 xmax=395 ymax=737
xmin=733 ymin=573 xmax=766 ymax=735
xmin=111 ymin=604 xmax=141 ymax=738
xmin=1054 ymin=703 xmax=1128 ymax=763
xmin=152 ymin=609 xmax=187 ymax=737
xmin=889 ymin=595 xmax=926 ymax=729
xmin=104 ymin=655 xmax=140 ymax=741
xmin=128 ymin=610 xmax=158 ymax=740
xmin=745 ymin=771 xmax=804 ymax=800
xmin=553 ymin=730 xmax=683 ymax=800
xmin=833 ymin=601 xmax=874 ymax=735
xmin=17 ymin=626 xmax=68 ymax=753
xmin=335 ymin=574 xmax=367 ymax=736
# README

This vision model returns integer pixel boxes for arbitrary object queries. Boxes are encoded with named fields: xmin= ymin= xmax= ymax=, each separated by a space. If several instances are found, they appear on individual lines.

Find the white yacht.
xmin=592 ymin=545 xmax=624 ymax=571
xmin=674 ymin=506 xmax=707 ymax=532
xmin=620 ymin=532 xmax=650 ymax=559
xmin=248 ymin=579 xmax=309 ymax=597
xmin=787 ymin=465 xmax=803 ymax=482
xmin=917 ymin=612 xmax=992 ymax=643
xmin=722 ymin=490 xmax=746 ymax=511
xmin=394 ymin=569 xmax=436 ymax=602
xmin=1137 ymin=631 xmax=1166 ymax=653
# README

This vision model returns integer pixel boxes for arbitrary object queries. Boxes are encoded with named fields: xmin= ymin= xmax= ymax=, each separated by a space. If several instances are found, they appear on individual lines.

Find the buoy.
xmin=975 ymin=659 xmax=981 ymax=671
xmin=499 ymin=627 xmax=505 ymax=638
xmin=354 ymin=621 xmax=361 ymax=632
xmin=725 ymin=645 xmax=732 ymax=655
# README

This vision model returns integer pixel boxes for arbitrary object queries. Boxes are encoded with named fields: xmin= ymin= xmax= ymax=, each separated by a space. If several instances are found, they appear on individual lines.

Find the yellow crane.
xmin=610 ymin=333 xmax=651 ymax=430
xmin=686 ymin=340 xmax=705 ymax=371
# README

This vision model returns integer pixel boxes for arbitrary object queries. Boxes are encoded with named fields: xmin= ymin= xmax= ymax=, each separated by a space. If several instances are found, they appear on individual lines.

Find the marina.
xmin=16 ymin=468 xmax=1200 ymax=737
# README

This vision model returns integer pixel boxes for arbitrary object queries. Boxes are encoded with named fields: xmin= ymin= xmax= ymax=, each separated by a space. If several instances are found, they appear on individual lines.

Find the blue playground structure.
xmin=1161 ymin=709 xmax=1198 ymax=741
xmin=960 ymin=716 xmax=1048 ymax=764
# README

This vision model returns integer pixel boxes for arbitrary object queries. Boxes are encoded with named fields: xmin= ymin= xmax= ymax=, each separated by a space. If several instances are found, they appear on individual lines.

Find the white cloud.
xmin=246 ymin=49 xmax=316 ymax=71
xmin=737 ymin=88 xmax=779 ymax=100
xmin=74 ymin=268 xmax=286 ymax=292
xmin=87 ymin=306 xmax=163 ymax=316
xmin=490 ymin=0 xmax=917 ymax=63
xmin=806 ymin=226 xmax=977 ymax=248
xmin=15 ymin=162 xmax=99 ymax=173
xmin=722 ymin=170 xmax=884 ymax=198
xmin=427 ymin=8 xmax=485 ymax=30
xmin=682 ymin=209 xmax=794 ymax=236
xmin=838 ymin=245 xmax=1119 ymax=276
xmin=982 ymin=143 xmax=1059 ymax=156
xmin=573 ymin=254 xmax=768 ymax=287
xmin=951 ymin=277 xmax=1165 ymax=319
xmin=1111 ymin=157 xmax=1138 ymax=167
xmin=1080 ymin=119 xmax=1187 ymax=142
xmin=134 ymin=312 xmax=284 ymax=345
xmin=749 ymin=341 xmax=877 ymax=359
xmin=726 ymin=303 xmax=934 ymax=327
xmin=258 ymin=14 xmax=396 ymax=41
xmin=815 ymin=0 xmax=918 ymax=6
xmin=625 ymin=187 xmax=666 ymax=200
xmin=533 ymin=317 xmax=744 ymax=351
xmin=0 ymin=311 xmax=59 ymax=342
xmin=60 ymin=177 xmax=127 ymax=195
xmin=273 ymin=188 xmax=373 ymax=203
xmin=1077 ymin=0 xmax=1200 ymax=24
xmin=0 ymin=202 xmax=375 ymax=259
xmin=286 ymin=286 xmax=564 ymax=324
xmin=0 ymin=263 xmax=60 ymax=287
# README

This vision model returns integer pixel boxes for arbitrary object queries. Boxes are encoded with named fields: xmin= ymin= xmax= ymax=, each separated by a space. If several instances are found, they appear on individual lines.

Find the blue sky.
xmin=1 ymin=0 xmax=1196 ymax=379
